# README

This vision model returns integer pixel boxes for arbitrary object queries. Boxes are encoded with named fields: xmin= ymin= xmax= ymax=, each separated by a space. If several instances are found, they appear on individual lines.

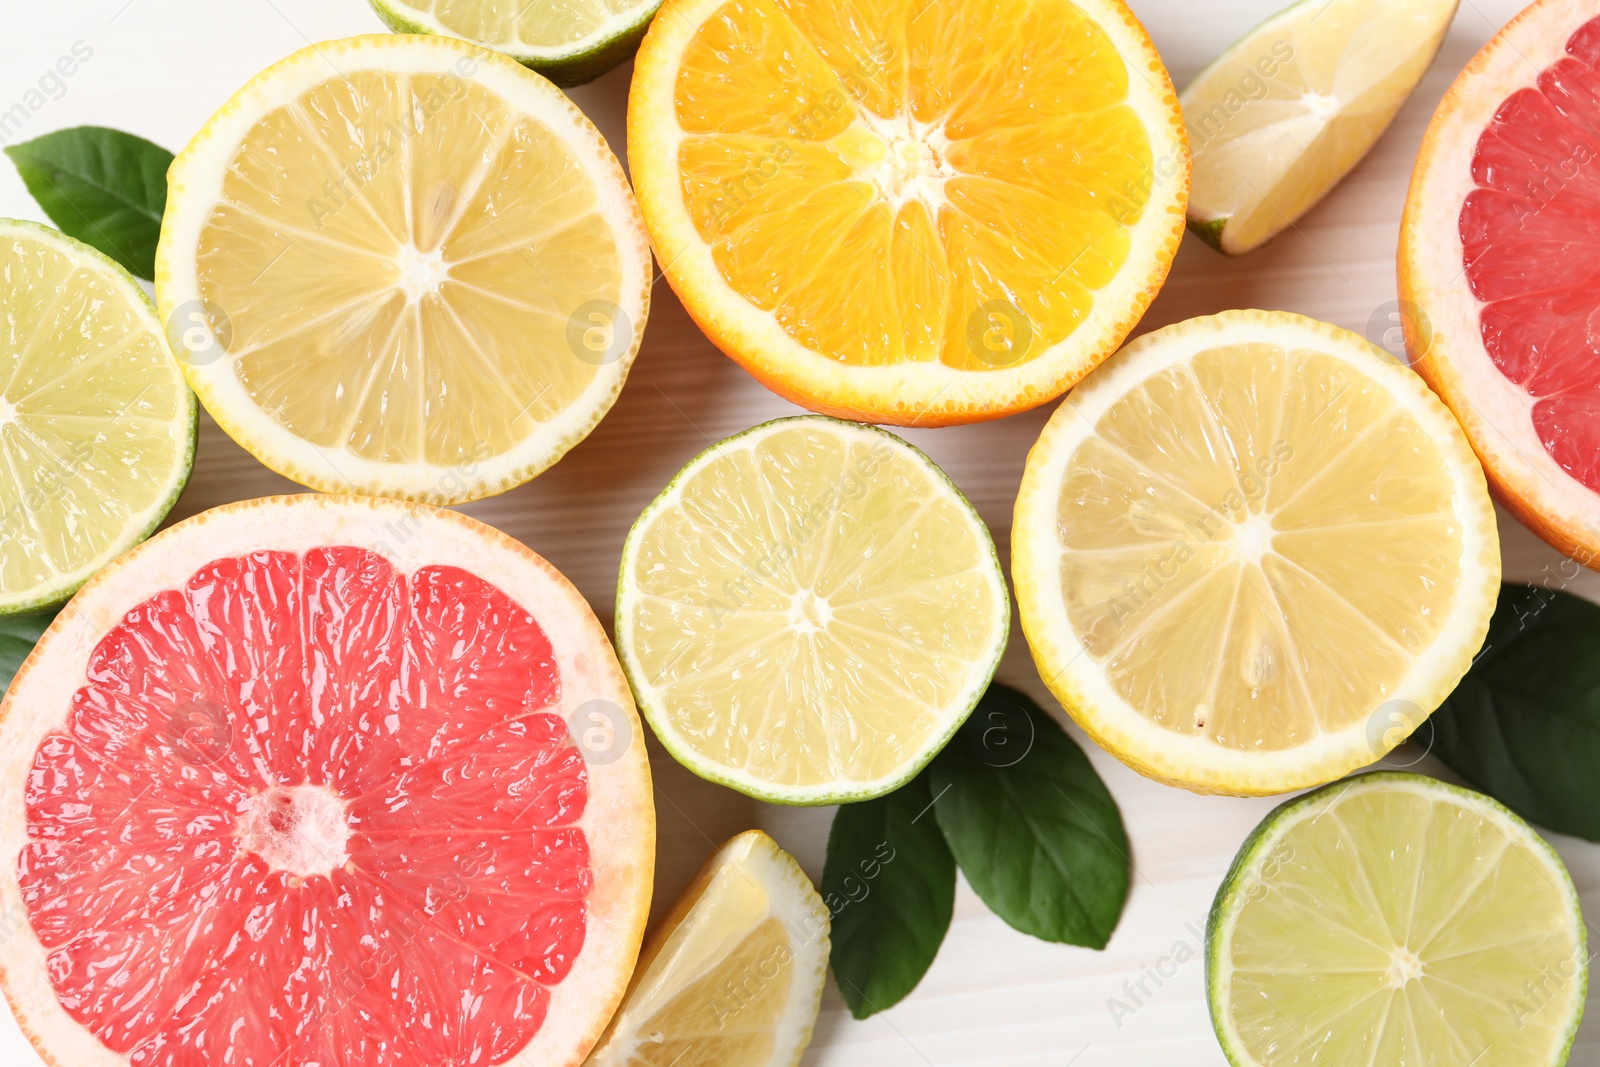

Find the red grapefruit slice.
xmin=1402 ymin=0 xmax=1600 ymax=565
xmin=0 ymin=496 xmax=654 ymax=1067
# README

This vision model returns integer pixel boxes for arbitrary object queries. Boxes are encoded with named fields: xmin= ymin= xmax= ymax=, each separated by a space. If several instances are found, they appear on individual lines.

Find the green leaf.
xmin=0 ymin=610 xmax=58 ymax=697
xmin=4 ymin=126 xmax=171 ymax=278
xmin=823 ymin=769 xmax=955 ymax=1020
xmin=1430 ymin=583 xmax=1600 ymax=840
xmin=931 ymin=683 xmax=1129 ymax=947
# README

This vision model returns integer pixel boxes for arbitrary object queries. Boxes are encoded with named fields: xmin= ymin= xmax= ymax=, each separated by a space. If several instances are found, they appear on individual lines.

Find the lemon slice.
xmin=368 ymin=0 xmax=663 ymax=86
xmin=615 ymin=416 xmax=1009 ymax=804
xmin=587 ymin=831 xmax=829 ymax=1067
xmin=156 ymin=35 xmax=651 ymax=505
xmin=627 ymin=0 xmax=1189 ymax=426
xmin=1012 ymin=310 xmax=1499 ymax=795
xmin=0 ymin=220 xmax=195 ymax=615
xmin=1209 ymin=772 xmax=1586 ymax=1066
xmin=1183 ymin=0 xmax=1458 ymax=254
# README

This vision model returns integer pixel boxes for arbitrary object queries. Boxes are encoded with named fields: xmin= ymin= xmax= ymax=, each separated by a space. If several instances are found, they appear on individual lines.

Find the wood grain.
xmin=3 ymin=1 xmax=1597 ymax=1064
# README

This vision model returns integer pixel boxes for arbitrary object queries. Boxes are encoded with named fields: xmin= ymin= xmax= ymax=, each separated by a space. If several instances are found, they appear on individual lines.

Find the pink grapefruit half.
xmin=1402 ymin=0 xmax=1600 ymax=566
xmin=0 ymin=495 xmax=654 ymax=1066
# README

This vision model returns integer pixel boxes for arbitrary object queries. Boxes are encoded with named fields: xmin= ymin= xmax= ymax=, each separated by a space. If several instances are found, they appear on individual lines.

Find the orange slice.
xmin=627 ymin=0 xmax=1189 ymax=426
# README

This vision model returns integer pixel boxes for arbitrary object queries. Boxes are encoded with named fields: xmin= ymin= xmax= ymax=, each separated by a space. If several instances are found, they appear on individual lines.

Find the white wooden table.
xmin=3 ymin=1 xmax=1595 ymax=1063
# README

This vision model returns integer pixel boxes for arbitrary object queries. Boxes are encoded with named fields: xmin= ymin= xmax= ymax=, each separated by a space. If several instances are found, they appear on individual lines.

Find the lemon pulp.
xmin=1057 ymin=342 xmax=1464 ymax=750
xmin=194 ymin=69 xmax=621 ymax=465
xmin=587 ymin=831 xmax=828 ymax=1067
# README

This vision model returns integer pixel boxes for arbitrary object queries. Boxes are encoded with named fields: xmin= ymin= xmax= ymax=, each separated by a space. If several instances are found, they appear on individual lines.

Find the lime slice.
xmin=1209 ymin=772 xmax=1586 ymax=1066
xmin=368 ymin=0 xmax=663 ymax=85
xmin=615 ymin=416 xmax=1009 ymax=805
xmin=586 ymin=830 xmax=829 ymax=1067
xmin=0 ymin=219 xmax=195 ymax=615
xmin=1183 ymin=0 xmax=1458 ymax=254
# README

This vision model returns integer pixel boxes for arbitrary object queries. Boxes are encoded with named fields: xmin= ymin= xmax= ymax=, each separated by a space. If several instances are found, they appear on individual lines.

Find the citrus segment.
xmin=616 ymin=416 xmax=1008 ymax=804
xmin=1208 ymin=772 xmax=1585 ymax=1066
xmin=628 ymin=0 xmax=1188 ymax=424
xmin=0 ymin=496 xmax=653 ymax=1067
xmin=157 ymin=36 xmax=651 ymax=504
xmin=1184 ymin=0 xmax=1458 ymax=254
xmin=0 ymin=220 xmax=195 ymax=616
xmin=367 ymin=0 xmax=664 ymax=85
xmin=1013 ymin=311 xmax=1500 ymax=795
xmin=1402 ymin=0 xmax=1600 ymax=566
xmin=587 ymin=831 xmax=829 ymax=1067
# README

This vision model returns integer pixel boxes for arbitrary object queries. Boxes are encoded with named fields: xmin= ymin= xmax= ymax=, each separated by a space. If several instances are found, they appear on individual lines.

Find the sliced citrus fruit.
xmin=367 ymin=0 xmax=663 ymax=86
xmin=0 ymin=219 xmax=195 ymax=616
xmin=615 ymin=416 xmax=1009 ymax=804
xmin=156 ymin=35 xmax=651 ymax=505
xmin=627 ymin=0 xmax=1189 ymax=426
xmin=586 ymin=830 xmax=829 ymax=1067
xmin=1012 ymin=310 xmax=1500 ymax=796
xmin=1208 ymin=771 xmax=1586 ymax=1066
xmin=1402 ymin=0 xmax=1600 ymax=568
xmin=1184 ymin=0 xmax=1458 ymax=255
xmin=0 ymin=495 xmax=654 ymax=1066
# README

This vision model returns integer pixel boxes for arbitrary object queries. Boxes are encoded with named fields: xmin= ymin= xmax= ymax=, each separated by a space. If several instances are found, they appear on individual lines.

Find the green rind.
xmin=367 ymin=0 xmax=661 ymax=86
xmin=614 ymin=414 xmax=1010 ymax=806
xmin=1205 ymin=771 xmax=1587 ymax=1067
xmin=0 ymin=219 xmax=197 ymax=618
xmin=1186 ymin=214 xmax=1231 ymax=254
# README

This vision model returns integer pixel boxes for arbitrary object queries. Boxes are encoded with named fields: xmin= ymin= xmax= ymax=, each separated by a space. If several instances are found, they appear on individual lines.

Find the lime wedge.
xmin=368 ymin=0 xmax=663 ymax=85
xmin=615 ymin=416 xmax=1009 ymax=805
xmin=0 ymin=220 xmax=195 ymax=615
xmin=1208 ymin=771 xmax=1586 ymax=1066
xmin=1183 ymin=0 xmax=1458 ymax=254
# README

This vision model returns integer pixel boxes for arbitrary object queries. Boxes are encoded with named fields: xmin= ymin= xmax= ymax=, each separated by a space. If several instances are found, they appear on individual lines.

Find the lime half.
xmin=1208 ymin=771 xmax=1586 ymax=1066
xmin=368 ymin=0 xmax=663 ymax=85
xmin=615 ymin=416 xmax=1009 ymax=805
xmin=0 ymin=220 xmax=195 ymax=615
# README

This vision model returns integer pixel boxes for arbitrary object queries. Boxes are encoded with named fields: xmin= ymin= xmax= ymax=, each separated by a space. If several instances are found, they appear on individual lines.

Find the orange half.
xmin=628 ymin=0 xmax=1189 ymax=425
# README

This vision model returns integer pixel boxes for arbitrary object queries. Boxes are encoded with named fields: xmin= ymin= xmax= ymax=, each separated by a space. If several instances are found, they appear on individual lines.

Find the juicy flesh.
xmin=1462 ymin=15 xmax=1600 ymax=492
xmin=1224 ymin=787 xmax=1580 ymax=1065
xmin=21 ymin=547 xmax=591 ymax=1066
xmin=614 ymin=861 xmax=792 ymax=1066
xmin=628 ymin=424 xmax=1001 ymax=787
xmin=673 ymin=0 xmax=1153 ymax=369
xmin=197 ymin=70 xmax=622 ymax=465
xmin=0 ymin=234 xmax=188 ymax=599
xmin=1056 ymin=345 xmax=1463 ymax=750
xmin=1186 ymin=0 xmax=1456 ymax=251
xmin=400 ymin=0 xmax=648 ymax=49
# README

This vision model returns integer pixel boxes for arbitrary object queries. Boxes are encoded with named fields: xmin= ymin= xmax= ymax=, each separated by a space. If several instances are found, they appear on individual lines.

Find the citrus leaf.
xmin=0 ymin=610 xmax=58 ymax=697
xmin=823 ymin=769 xmax=954 ymax=1019
xmin=1430 ymin=583 xmax=1600 ymax=841
xmin=931 ymin=684 xmax=1129 ymax=948
xmin=4 ymin=126 xmax=171 ymax=278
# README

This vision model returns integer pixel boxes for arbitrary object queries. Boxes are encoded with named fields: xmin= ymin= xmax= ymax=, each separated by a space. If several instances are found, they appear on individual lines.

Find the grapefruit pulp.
xmin=0 ymin=496 xmax=654 ymax=1067
xmin=1402 ymin=0 xmax=1600 ymax=565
